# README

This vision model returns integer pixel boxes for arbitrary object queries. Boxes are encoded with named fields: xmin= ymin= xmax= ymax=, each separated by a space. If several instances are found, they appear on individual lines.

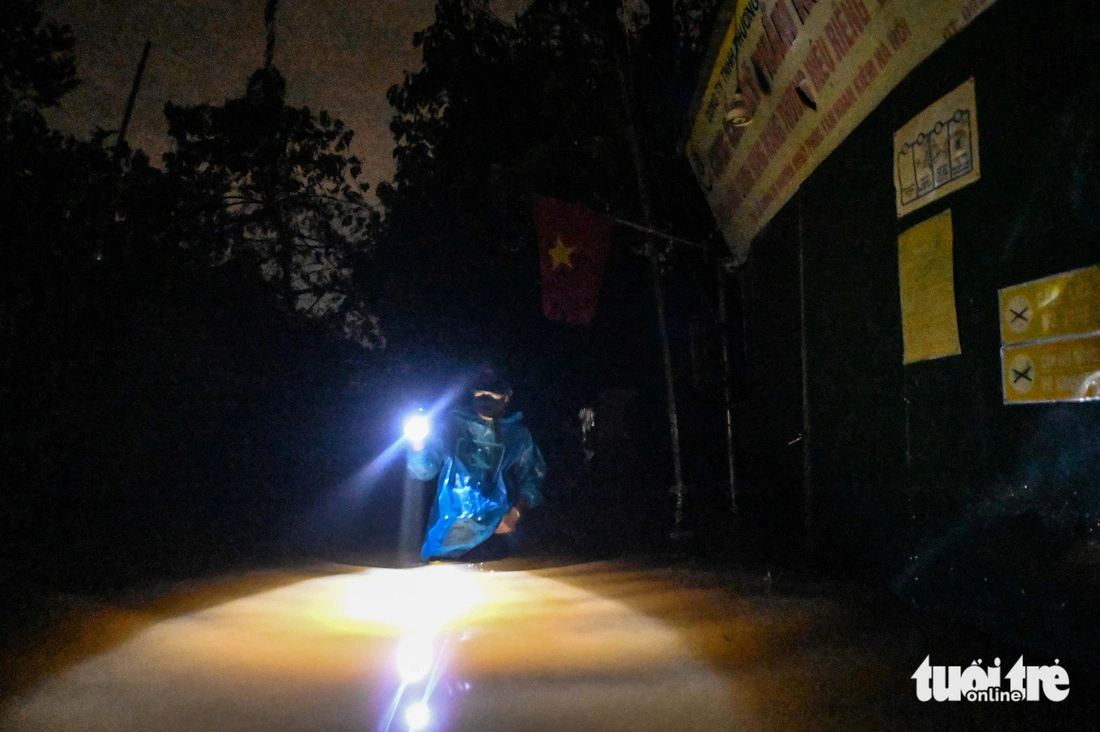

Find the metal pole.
xmin=653 ymin=255 xmax=687 ymax=535
xmin=717 ymin=258 xmax=738 ymax=515
xmin=116 ymin=40 xmax=151 ymax=149
xmin=609 ymin=217 xmax=707 ymax=250
xmin=798 ymin=195 xmax=813 ymax=552
xmin=615 ymin=57 xmax=687 ymax=538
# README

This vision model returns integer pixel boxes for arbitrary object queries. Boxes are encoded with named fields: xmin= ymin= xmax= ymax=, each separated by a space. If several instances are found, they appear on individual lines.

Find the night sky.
xmin=42 ymin=0 xmax=529 ymax=195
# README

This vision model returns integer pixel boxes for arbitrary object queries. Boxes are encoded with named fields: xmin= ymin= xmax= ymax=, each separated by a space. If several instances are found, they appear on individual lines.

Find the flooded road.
xmin=1 ymin=560 xmax=1091 ymax=730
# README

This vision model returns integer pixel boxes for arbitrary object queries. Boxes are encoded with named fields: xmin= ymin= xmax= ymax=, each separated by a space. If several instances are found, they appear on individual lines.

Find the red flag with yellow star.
xmin=534 ymin=196 xmax=614 ymax=326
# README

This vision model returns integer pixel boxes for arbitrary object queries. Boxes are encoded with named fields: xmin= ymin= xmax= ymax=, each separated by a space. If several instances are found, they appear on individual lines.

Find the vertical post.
xmin=615 ymin=57 xmax=687 ymax=538
xmin=798 ymin=196 xmax=813 ymax=552
xmin=717 ymin=258 xmax=738 ymax=515
xmin=264 ymin=0 xmax=279 ymax=69
xmin=116 ymin=40 xmax=151 ymax=149
xmin=739 ymin=262 xmax=751 ymax=369
xmin=398 ymin=472 xmax=434 ymax=565
xmin=652 ymin=251 xmax=687 ymax=535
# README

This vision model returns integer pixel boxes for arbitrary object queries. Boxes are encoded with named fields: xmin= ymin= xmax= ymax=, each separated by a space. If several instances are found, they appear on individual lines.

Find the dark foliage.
xmin=0 ymin=0 xmax=78 ymax=128
xmin=164 ymin=66 xmax=383 ymax=349
xmin=1 ymin=3 xmax=390 ymax=592
xmin=373 ymin=0 xmax=720 ymax=358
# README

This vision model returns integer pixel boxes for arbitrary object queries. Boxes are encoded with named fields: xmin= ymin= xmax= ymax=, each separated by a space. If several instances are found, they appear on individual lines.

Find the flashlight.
xmin=403 ymin=413 xmax=430 ymax=444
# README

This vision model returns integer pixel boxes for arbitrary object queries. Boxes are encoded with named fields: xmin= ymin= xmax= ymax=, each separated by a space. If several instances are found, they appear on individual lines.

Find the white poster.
xmin=894 ymin=78 xmax=980 ymax=218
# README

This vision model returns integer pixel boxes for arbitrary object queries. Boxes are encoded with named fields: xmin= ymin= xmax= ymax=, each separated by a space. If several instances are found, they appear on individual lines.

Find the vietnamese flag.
xmin=534 ymin=196 xmax=614 ymax=326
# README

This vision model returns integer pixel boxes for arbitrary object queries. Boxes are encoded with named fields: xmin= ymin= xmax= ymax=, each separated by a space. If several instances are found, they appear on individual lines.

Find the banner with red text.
xmin=687 ymin=0 xmax=998 ymax=262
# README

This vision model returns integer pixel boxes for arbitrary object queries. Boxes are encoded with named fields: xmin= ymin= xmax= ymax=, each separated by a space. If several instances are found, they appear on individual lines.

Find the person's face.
xmin=473 ymin=389 xmax=511 ymax=419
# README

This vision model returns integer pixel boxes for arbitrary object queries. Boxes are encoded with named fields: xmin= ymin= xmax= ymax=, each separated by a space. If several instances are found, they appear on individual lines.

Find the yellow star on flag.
xmin=548 ymin=237 xmax=575 ymax=270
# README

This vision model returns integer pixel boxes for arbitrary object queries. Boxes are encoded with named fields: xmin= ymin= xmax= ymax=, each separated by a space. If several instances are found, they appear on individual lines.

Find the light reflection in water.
xmin=363 ymin=565 xmax=480 ymax=731
xmin=396 ymin=634 xmax=434 ymax=684
xmin=344 ymin=564 xmax=483 ymax=632
xmin=378 ymin=629 xmax=472 ymax=732
xmin=405 ymin=702 xmax=430 ymax=730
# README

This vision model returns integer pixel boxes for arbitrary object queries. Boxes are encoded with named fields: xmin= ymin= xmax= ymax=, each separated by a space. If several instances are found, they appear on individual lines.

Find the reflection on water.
xmin=379 ymin=628 xmax=473 ymax=732
xmin=405 ymin=701 xmax=430 ymax=729
xmin=396 ymin=633 xmax=435 ymax=684
xmin=4 ymin=561 xmax=749 ymax=731
xmin=344 ymin=564 xmax=484 ymax=632
xmin=367 ymin=565 xmax=482 ymax=731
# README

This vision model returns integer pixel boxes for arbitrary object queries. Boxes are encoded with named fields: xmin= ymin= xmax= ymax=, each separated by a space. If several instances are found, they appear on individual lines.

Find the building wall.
xmin=734 ymin=0 xmax=1100 ymax=573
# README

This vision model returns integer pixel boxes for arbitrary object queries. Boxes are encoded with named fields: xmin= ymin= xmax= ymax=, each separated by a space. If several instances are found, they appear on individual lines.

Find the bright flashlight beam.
xmin=403 ymin=415 xmax=430 ymax=443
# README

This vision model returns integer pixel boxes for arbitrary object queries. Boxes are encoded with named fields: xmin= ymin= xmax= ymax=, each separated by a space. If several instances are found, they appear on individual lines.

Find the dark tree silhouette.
xmin=164 ymin=66 xmax=383 ymax=348
xmin=2 ymin=3 xmax=388 ymax=588
xmin=1 ymin=1 xmax=78 ymax=327
xmin=371 ymin=0 xmax=721 ymax=365
xmin=0 ymin=0 xmax=78 ymax=132
xmin=381 ymin=0 xmax=720 ymax=225
xmin=1 ymin=2 xmax=174 ymax=354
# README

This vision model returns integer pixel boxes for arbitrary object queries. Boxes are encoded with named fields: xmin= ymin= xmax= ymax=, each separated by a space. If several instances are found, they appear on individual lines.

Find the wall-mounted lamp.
xmin=725 ymin=92 xmax=753 ymax=127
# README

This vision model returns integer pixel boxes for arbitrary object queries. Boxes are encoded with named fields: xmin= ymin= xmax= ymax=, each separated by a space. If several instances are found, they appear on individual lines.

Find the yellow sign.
xmin=1002 ymin=334 xmax=1100 ymax=404
xmin=687 ymin=0 xmax=999 ymax=261
xmin=898 ymin=210 xmax=961 ymax=364
xmin=999 ymin=265 xmax=1100 ymax=345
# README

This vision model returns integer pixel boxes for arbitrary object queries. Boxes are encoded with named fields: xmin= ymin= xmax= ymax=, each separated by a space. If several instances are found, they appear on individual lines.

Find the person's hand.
xmin=494 ymin=506 xmax=521 ymax=534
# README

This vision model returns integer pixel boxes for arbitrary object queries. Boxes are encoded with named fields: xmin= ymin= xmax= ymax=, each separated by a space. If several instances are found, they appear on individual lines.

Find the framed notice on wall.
xmin=894 ymin=79 xmax=981 ymax=218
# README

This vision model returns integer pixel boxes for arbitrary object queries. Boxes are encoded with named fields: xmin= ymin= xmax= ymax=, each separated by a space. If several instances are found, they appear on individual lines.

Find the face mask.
xmin=474 ymin=392 xmax=508 ymax=419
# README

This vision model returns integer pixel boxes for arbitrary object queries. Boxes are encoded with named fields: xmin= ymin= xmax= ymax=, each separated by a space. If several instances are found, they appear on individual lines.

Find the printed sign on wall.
xmin=1002 ymin=334 xmax=1100 ymax=404
xmin=999 ymin=264 xmax=1100 ymax=404
xmin=894 ymin=79 xmax=980 ymax=217
xmin=898 ymin=209 xmax=961 ymax=364
xmin=998 ymin=265 xmax=1100 ymax=345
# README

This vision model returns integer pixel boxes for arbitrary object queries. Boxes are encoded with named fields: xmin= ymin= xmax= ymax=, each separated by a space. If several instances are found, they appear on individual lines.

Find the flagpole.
xmin=615 ymin=54 xmax=688 ymax=542
xmin=608 ymin=217 xmax=707 ymax=251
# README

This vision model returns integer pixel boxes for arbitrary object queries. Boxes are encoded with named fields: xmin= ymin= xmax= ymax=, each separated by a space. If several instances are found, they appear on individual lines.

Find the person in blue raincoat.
xmin=407 ymin=369 xmax=546 ymax=561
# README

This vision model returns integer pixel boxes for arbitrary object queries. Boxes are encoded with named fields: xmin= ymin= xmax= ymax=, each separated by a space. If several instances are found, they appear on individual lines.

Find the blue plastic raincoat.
xmin=407 ymin=410 xmax=546 ymax=560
